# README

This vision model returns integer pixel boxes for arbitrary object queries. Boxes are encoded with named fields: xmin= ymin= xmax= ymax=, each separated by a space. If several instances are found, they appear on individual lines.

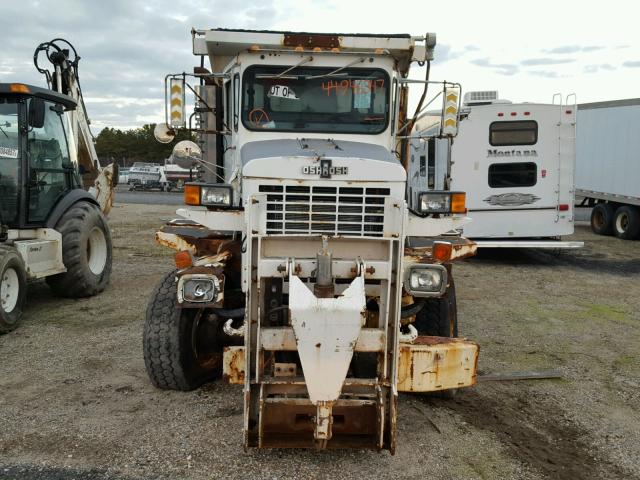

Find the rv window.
xmin=488 ymin=162 xmax=537 ymax=188
xmin=489 ymin=121 xmax=537 ymax=146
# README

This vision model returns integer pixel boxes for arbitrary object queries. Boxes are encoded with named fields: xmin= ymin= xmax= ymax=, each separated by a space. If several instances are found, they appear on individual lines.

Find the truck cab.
xmin=144 ymin=29 xmax=478 ymax=452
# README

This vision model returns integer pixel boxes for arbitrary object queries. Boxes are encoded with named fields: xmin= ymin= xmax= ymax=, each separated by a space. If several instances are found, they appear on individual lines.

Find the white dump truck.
xmin=143 ymin=28 xmax=478 ymax=452
xmin=409 ymin=91 xmax=582 ymax=248
xmin=576 ymin=98 xmax=640 ymax=240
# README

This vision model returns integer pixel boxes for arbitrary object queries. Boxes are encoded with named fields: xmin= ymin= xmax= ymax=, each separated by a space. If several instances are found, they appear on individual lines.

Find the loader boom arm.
xmin=34 ymin=39 xmax=116 ymax=214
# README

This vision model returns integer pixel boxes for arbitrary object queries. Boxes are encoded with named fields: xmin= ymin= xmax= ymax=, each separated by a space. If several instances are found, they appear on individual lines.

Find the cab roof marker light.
xmin=9 ymin=84 xmax=30 ymax=93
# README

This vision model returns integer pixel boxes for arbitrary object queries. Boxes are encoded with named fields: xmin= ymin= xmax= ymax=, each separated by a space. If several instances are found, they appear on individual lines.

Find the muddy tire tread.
xmin=46 ymin=202 xmax=112 ymax=298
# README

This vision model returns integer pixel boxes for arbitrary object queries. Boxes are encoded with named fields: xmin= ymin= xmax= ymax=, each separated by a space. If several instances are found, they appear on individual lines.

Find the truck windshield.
xmin=242 ymin=65 xmax=390 ymax=134
xmin=0 ymin=100 xmax=20 ymax=226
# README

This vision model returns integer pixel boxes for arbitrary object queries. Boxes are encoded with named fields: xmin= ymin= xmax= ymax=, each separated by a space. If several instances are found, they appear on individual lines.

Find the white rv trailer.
xmin=410 ymin=91 xmax=583 ymax=248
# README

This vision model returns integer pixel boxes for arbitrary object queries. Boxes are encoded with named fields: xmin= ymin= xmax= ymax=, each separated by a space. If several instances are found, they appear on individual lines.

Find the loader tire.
xmin=46 ymin=202 xmax=112 ymax=297
xmin=0 ymin=247 xmax=27 ymax=334
xmin=413 ymin=278 xmax=458 ymax=337
xmin=590 ymin=203 xmax=615 ymax=236
xmin=612 ymin=205 xmax=640 ymax=240
xmin=143 ymin=271 xmax=223 ymax=391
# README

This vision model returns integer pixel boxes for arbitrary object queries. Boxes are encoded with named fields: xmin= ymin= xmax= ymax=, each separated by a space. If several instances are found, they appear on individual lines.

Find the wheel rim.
xmin=616 ymin=213 xmax=629 ymax=233
xmin=191 ymin=310 xmax=223 ymax=369
xmin=87 ymin=227 xmax=108 ymax=275
xmin=1 ymin=267 xmax=20 ymax=313
xmin=594 ymin=210 xmax=604 ymax=228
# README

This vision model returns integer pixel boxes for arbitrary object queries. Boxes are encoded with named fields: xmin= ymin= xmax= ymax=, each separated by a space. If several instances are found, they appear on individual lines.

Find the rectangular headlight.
xmin=201 ymin=185 xmax=232 ymax=207
xmin=404 ymin=264 xmax=447 ymax=297
xmin=418 ymin=191 xmax=466 ymax=214
xmin=178 ymin=274 xmax=220 ymax=303
xmin=184 ymin=183 xmax=232 ymax=207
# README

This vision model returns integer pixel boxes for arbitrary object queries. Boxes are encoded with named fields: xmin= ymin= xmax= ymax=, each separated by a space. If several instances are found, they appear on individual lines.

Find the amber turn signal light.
xmin=451 ymin=192 xmax=466 ymax=214
xmin=174 ymin=250 xmax=193 ymax=269
xmin=432 ymin=241 xmax=453 ymax=262
xmin=184 ymin=184 xmax=201 ymax=206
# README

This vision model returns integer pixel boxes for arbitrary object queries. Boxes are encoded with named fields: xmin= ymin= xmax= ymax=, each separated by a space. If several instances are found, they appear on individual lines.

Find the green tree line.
xmin=95 ymin=124 xmax=193 ymax=167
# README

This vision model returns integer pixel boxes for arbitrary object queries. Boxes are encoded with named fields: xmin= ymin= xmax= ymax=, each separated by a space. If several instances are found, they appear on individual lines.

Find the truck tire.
xmin=590 ymin=203 xmax=615 ymax=235
xmin=0 ymin=247 xmax=27 ymax=334
xmin=613 ymin=205 xmax=640 ymax=240
xmin=413 ymin=277 xmax=458 ymax=337
xmin=46 ymin=202 xmax=112 ymax=297
xmin=143 ymin=271 xmax=223 ymax=391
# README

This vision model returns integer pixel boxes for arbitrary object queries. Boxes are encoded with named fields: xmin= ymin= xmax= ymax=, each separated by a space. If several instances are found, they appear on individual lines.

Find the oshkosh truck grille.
xmin=259 ymin=184 xmax=390 ymax=237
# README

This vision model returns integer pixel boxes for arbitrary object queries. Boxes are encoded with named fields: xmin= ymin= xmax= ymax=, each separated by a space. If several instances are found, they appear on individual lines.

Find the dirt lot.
xmin=1 ymin=203 xmax=639 ymax=480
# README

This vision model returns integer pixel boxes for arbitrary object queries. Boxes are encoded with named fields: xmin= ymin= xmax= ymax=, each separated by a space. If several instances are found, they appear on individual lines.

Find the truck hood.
xmin=240 ymin=139 xmax=406 ymax=182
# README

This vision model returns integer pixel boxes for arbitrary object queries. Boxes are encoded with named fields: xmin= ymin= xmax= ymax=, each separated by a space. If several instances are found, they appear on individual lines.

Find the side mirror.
xmin=28 ymin=98 xmax=46 ymax=129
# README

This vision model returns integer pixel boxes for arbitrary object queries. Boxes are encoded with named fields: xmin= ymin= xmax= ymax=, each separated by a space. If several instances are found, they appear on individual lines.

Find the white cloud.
xmin=3 ymin=0 xmax=638 ymax=130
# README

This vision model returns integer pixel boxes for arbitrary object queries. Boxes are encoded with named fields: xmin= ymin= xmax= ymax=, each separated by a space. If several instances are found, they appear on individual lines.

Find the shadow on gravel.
xmin=470 ymin=248 xmax=640 ymax=276
xmin=0 ymin=465 xmax=143 ymax=480
xmin=421 ymin=386 xmax=634 ymax=480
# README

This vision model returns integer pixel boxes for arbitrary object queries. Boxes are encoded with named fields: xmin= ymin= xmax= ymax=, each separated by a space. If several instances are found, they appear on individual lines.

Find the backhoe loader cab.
xmin=0 ymin=40 xmax=116 ymax=333
xmin=144 ymin=29 xmax=479 ymax=452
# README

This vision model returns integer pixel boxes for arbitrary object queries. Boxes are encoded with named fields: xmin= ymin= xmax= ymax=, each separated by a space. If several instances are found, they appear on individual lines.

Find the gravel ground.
xmin=0 ymin=204 xmax=638 ymax=480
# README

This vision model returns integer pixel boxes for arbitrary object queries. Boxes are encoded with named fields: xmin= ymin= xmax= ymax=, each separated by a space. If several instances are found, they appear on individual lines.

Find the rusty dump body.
xmin=149 ymin=27 xmax=481 ymax=453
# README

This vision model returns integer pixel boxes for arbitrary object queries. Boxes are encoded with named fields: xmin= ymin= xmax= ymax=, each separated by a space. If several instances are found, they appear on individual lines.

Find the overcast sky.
xmin=2 ymin=0 xmax=638 ymax=131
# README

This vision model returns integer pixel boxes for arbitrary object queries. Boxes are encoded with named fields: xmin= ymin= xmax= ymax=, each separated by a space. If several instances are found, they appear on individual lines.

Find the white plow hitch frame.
xmin=288 ymin=257 xmax=367 ymax=442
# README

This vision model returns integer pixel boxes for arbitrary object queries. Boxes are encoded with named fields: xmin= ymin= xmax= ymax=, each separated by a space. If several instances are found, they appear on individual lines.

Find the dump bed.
xmin=576 ymin=99 xmax=640 ymax=205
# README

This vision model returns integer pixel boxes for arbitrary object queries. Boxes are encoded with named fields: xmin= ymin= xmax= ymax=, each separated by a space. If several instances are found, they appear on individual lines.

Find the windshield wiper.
xmin=0 ymin=123 xmax=8 ymax=139
xmin=304 ymin=57 xmax=366 ymax=80
xmin=255 ymin=56 xmax=314 ymax=80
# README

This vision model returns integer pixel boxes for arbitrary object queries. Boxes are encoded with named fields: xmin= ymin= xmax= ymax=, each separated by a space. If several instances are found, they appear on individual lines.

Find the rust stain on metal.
xmin=283 ymin=34 xmax=340 ymax=49
xmin=397 ymin=336 xmax=479 ymax=393
xmin=156 ymin=231 xmax=197 ymax=254
xmin=223 ymin=346 xmax=245 ymax=385
xmin=404 ymin=238 xmax=477 ymax=264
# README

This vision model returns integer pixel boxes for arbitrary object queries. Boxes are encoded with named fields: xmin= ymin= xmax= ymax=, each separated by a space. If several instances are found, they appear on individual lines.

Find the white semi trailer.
xmin=409 ymin=91 xmax=582 ymax=248
xmin=142 ymin=28 xmax=479 ymax=452
xmin=576 ymin=98 xmax=640 ymax=240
